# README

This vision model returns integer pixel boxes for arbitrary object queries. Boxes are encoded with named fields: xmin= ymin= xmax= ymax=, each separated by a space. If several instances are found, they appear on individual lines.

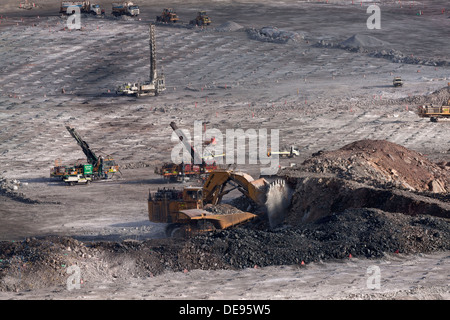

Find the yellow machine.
xmin=148 ymin=169 xmax=285 ymax=237
xmin=156 ymin=8 xmax=179 ymax=23
xmin=51 ymin=126 xmax=119 ymax=181
xmin=393 ymin=76 xmax=403 ymax=87
xmin=418 ymin=99 xmax=450 ymax=122
xmin=190 ymin=11 xmax=211 ymax=26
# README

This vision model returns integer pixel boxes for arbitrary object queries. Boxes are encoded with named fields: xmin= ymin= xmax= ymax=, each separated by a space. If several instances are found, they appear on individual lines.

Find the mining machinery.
xmin=189 ymin=11 xmax=211 ymax=26
xmin=156 ymin=8 xmax=179 ymax=23
xmin=116 ymin=24 xmax=165 ymax=97
xmin=154 ymin=122 xmax=218 ymax=182
xmin=51 ymin=126 xmax=119 ymax=183
xmin=418 ymin=99 xmax=450 ymax=122
xmin=393 ymin=76 xmax=403 ymax=87
xmin=148 ymin=169 xmax=288 ymax=237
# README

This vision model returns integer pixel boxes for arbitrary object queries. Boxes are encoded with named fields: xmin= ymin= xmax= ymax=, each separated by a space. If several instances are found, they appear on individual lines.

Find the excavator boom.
xmin=202 ymin=169 xmax=270 ymax=206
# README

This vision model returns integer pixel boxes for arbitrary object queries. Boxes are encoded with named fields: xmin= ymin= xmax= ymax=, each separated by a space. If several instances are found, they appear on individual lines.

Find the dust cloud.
xmin=265 ymin=180 xmax=292 ymax=229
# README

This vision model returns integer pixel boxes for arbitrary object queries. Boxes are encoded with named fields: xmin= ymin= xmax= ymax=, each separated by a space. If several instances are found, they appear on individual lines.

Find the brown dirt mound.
xmin=292 ymin=139 xmax=449 ymax=193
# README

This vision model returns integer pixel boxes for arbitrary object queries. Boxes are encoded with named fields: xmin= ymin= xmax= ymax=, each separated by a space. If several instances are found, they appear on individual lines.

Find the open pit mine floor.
xmin=1 ymin=0 xmax=449 ymax=300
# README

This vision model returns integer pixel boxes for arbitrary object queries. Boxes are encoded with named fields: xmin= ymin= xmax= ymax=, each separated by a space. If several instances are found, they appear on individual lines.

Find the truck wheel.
xmin=430 ymin=117 xmax=438 ymax=122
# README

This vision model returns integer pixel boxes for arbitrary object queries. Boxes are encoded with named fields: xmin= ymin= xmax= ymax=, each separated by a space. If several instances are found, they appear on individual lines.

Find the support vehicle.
xmin=190 ymin=11 xmax=211 ymax=26
xmin=267 ymin=146 xmax=300 ymax=158
xmin=156 ymin=8 xmax=179 ymax=23
xmin=60 ymin=1 xmax=102 ymax=15
xmin=63 ymin=164 xmax=93 ymax=186
xmin=111 ymin=1 xmax=139 ymax=16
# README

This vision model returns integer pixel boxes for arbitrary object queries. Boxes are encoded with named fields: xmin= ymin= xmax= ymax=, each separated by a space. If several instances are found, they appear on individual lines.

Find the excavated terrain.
xmin=1 ymin=140 xmax=449 ymax=294
xmin=279 ymin=139 xmax=450 ymax=224
xmin=1 ymin=206 xmax=449 ymax=293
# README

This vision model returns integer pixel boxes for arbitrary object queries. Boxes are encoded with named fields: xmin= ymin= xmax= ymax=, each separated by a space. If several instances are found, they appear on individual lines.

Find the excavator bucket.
xmin=268 ymin=179 xmax=287 ymax=193
xmin=266 ymin=179 xmax=292 ymax=228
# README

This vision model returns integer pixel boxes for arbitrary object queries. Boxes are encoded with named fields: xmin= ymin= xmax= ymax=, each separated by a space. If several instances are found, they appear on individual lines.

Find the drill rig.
xmin=116 ymin=23 xmax=165 ymax=97
xmin=51 ymin=126 xmax=119 ymax=183
xmin=418 ymin=99 xmax=450 ymax=122
xmin=154 ymin=122 xmax=218 ymax=182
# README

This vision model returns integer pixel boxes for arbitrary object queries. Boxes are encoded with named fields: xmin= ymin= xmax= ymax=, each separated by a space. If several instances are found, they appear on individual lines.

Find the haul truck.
xmin=60 ymin=1 xmax=102 ymax=15
xmin=112 ymin=2 xmax=140 ymax=16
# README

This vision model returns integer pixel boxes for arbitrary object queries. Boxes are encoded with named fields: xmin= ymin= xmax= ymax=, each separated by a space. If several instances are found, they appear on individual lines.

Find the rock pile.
xmin=0 ymin=176 xmax=37 ymax=204
xmin=339 ymin=34 xmax=388 ymax=48
xmin=286 ymin=140 xmax=449 ymax=193
xmin=315 ymin=34 xmax=450 ymax=67
xmin=215 ymin=21 xmax=244 ymax=32
xmin=280 ymin=140 xmax=449 ymax=224
xmin=247 ymin=26 xmax=302 ymax=43
xmin=2 ymin=207 xmax=449 ymax=291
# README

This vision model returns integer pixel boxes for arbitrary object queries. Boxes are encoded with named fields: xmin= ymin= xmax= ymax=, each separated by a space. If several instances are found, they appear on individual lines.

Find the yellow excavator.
xmin=148 ymin=169 xmax=287 ymax=237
